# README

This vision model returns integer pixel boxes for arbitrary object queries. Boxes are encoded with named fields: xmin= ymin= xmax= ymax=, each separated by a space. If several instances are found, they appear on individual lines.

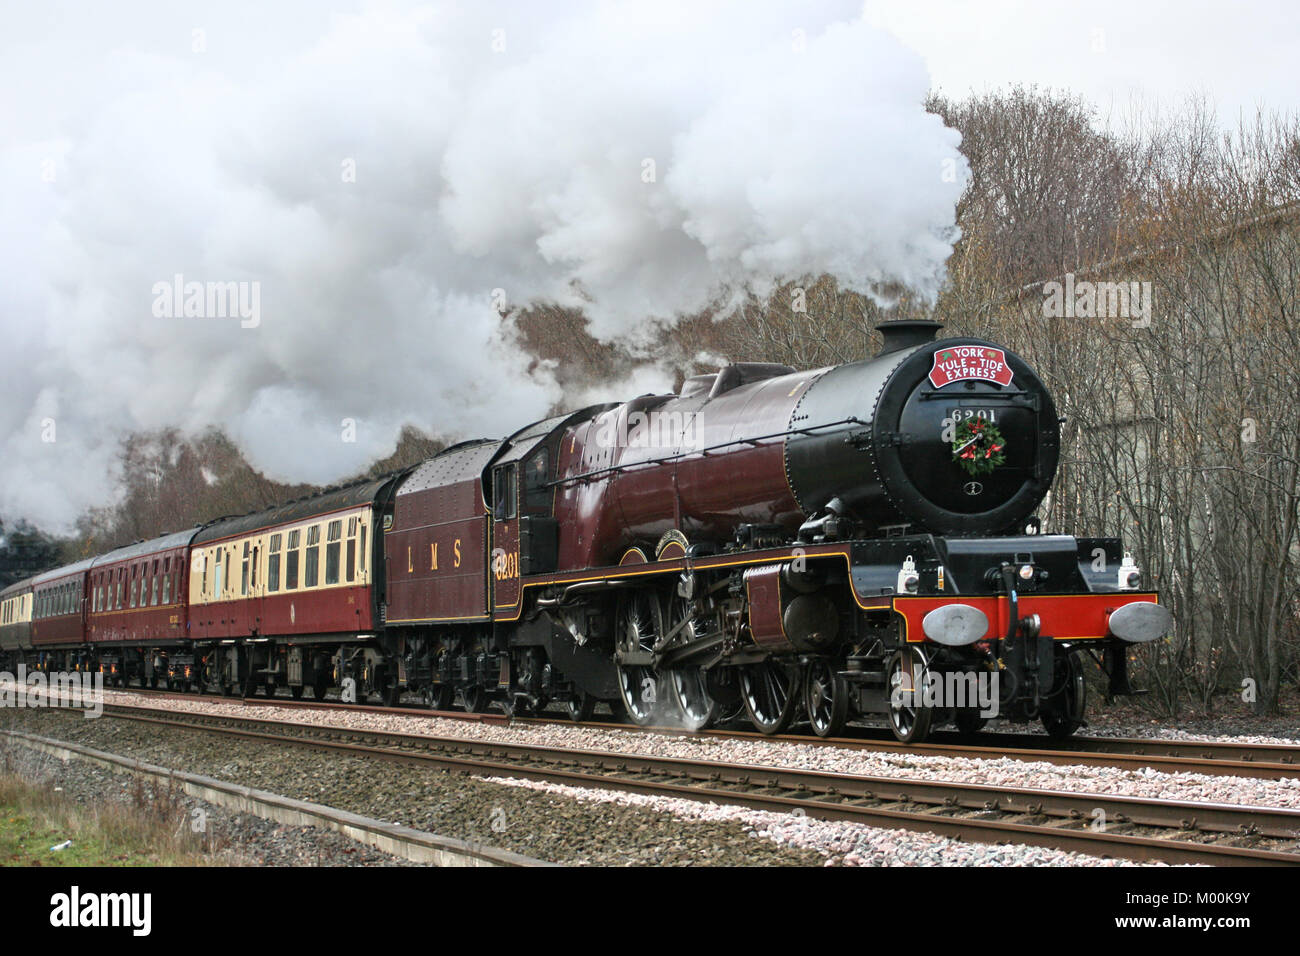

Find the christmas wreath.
xmin=951 ymin=416 xmax=1006 ymax=476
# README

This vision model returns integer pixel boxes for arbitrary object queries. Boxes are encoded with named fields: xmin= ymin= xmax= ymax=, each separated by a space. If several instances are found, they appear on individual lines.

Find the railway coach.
xmin=88 ymin=529 xmax=199 ymax=688
xmin=29 ymin=558 xmax=95 ymax=663
xmin=0 ymin=578 xmax=34 ymax=669
xmin=185 ymin=477 xmax=400 ymax=700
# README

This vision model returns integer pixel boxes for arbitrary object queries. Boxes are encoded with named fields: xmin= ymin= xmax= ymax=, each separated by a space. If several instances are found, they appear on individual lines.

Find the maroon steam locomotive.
xmin=0 ymin=321 xmax=1170 ymax=742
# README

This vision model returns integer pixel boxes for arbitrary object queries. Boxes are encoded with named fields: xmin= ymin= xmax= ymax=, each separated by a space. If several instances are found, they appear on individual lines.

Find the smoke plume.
xmin=0 ymin=0 xmax=966 ymax=532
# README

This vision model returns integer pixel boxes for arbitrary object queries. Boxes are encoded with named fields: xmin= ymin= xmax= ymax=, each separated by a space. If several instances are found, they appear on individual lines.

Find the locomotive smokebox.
xmin=784 ymin=334 xmax=1060 ymax=537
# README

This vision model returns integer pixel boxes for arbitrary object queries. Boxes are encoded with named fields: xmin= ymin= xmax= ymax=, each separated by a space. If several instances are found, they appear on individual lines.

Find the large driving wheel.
xmin=1041 ymin=650 xmax=1085 ymax=739
xmin=804 ymin=658 xmax=850 ymax=737
xmin=740 ymin=660 xmax=799 ymax=735
xmin=615 ymin=589 xmax=665 ymax=726
xmin=663 ymin=595 xmax=717 ymax=731
xmin=668 ymin=667 xmax=718 ymax=731
xmin=887 ymin=649 xmax=934 ymax=744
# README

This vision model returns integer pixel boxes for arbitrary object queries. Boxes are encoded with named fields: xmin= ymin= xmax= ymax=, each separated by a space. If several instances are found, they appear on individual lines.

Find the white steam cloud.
xmin=0 ymin=0 xmax=966 ymax=533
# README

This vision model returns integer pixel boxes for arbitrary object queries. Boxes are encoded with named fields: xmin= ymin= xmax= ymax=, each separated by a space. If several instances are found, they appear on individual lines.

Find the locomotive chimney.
xmin=875 ymin=319 xmax=943 ymax=356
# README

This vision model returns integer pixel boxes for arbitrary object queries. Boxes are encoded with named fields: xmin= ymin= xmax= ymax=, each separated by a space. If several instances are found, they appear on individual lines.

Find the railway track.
xmin=514 ymin=716 xmax=1300 ymax=781
xmin=52 ymin=682 xmax=1300 ymax=781
xmin=89 ymin=700 xmax=1300 ymax=866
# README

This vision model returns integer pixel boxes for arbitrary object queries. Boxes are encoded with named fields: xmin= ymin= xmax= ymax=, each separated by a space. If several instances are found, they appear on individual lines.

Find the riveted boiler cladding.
xmin=0 ymin=321 xmax=1170 ymax=743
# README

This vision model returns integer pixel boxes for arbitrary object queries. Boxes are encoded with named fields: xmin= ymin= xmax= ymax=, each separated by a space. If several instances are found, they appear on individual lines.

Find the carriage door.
xmin=242 ymin=540 xmax=264 ymax=636
xmin=491 ymin=463 xmax=521 ymax=612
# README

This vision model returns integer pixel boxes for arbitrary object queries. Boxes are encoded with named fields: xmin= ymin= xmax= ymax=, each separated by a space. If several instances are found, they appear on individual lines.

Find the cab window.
xmin=493 ymin=465 xmax=517 ymax=520
xmin=525 ymin=448 xmax=551 ymax=510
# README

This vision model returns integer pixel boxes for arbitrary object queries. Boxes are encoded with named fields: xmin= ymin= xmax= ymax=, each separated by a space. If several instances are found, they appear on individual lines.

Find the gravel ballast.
xmin=2 ymin=706 xmax=1141 ymax=866
xmin=43 ymin=687 xmax=1300 ymax=813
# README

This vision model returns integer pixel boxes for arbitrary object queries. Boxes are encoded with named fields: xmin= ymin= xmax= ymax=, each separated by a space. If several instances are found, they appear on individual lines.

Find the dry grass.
xmin=0 ymin=745 xmax=231 ymax=866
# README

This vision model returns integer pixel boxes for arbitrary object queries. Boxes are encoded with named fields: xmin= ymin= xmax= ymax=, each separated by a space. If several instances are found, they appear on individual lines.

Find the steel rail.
xmin=87 ymin=685 xmax=1300 ymax=780
xmin=95 ymin=702 xmax=1300 ymax=867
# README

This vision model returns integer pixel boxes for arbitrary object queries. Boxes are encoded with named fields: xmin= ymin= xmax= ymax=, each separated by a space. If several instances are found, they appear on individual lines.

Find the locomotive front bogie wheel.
xmin=615 ymin=589 xmax=666 ymax=727
xmin=1041 ymin=650 xmax=1086 ymax=740
xmin=566 ymin=691 xmax=596 ymax=722
xmin=887 ymin=649 xmax=934 ymax=744
xmin=804 ymin=658 xmax=850 ymax=737
xmin=740 ymin=660 xmax=799 ymax=735
xmin=953 ymin=709 xmax=987 ymax=737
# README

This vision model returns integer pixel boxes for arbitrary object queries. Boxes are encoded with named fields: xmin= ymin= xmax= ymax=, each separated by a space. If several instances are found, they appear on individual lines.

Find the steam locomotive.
xmin=0 ymin=321 xmax=1171 ymax=742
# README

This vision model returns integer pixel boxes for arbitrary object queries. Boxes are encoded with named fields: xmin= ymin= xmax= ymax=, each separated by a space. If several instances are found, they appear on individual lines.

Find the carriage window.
xmin=162 ymin=572 xmax=171 ymax=604
xmin=152 ymin=570 xmax=160 ymax=606
xmin=305 ymin=525 xmax=321 ymax=588
xmin=325 ymin=520 xmax=342 ymax=585
xmin=214 ymin=549 xmax=224 ymax=598
xmin=359 ymin=525 xmax=367 ymax=574
xmin=268 ymin=534 xmax=282 ymax=592
xmin=241 ymin=542 xmax=251 ymax=596
xmin=525 ymin=448 xmax=550 ymax=508
xmin=286 ymin=530 xmax=301 ymax=590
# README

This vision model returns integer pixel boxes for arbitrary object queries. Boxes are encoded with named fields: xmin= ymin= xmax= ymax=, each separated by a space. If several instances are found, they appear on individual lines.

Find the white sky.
xmin=865 ymin=0 xmax=1299 ymax=125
